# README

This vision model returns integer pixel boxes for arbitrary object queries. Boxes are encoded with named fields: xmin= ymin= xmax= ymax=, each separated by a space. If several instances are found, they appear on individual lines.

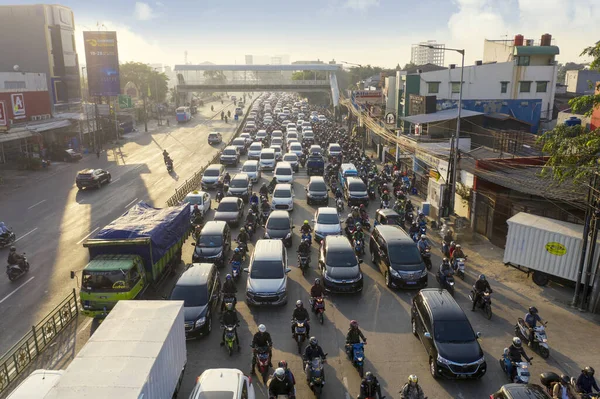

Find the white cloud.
xmin=344 ymin=0 xmax=380 ymax=11
xmin=155 ymin=1 xmax=164 ymax=6
xmin=134 ymin=2 xmax=155 ymax=21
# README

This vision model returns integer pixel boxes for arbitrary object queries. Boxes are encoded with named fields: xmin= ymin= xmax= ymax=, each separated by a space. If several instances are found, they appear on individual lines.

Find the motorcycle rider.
xmin=380 ymin=190 xmax=391 ymax=207
xmin=345 ymin=213 xmax=356 ymax=237
xmin=552 ymin=374 xmax=577 ymax=399
xmin=300 ymin=220 xmax=313 ymax=237
xmin=221 ymin=274 xmax=237 ymax=311
xmin=351 ymin=206 xmax=360 ymax=221
xmin=346 ymin=320 xmax=367 ymax=360
xmin=0 ymin=221 xmax=10 ymax=237
xmin=438 ymin=258 xmax=453 ymax=287
xmin=303 ymin=337 xmax=326 ymax=383
xmin=399 ymin=375 xmax=425 ymax=399
xmin=231 ymin=247 xmax=244 ymax=264
xmin=408 ymin=222 xmax=419 ymax=241
xmin=260 ymin=197 xmax=271 ymax=224
xmin=443 ymin=229 xmax=454 ymax=256
xmin=278 ymin=360 xmax=296 ymax=387
xmin=291 ymin=300 xmax=310 ymax=336
xmin=268 ymin=368 xmax=296 ymax=399
xmin=576 ymin=366 xmax=600 ymax=394
xmin=471 ymin=274 xmax=492 ymax=311
xmin=451 ymin=244 xmax=466 ymax=265
xmin=251 ymin=324 xmax=273 ymax=372
xmin=249 ymin=192 xmax=259 ymax=208
xmin=297 ymin=237 xmax=311 ymax=257
xmin=162 ymin=149 xmax=169 ymax=161
xmin=310 ymin=278 xmax=325 ymax=311
xmin=506 ymin=337 xmax=532 ymax=381
xmin=416 ymin=212 xmax=427 ymax=227
xmin=191 ymin=205 xmax=203 ymax=225
xmin=219 ymin=302 xmax=240 ymax=346
xmin=524 ymin=306 xmax=544 ymax=347
xmin=223 ymin=172 xmax=231 ymax=186
xmin=352 ymin=223 xmax=365 ymax=247
xmin=335 ymin=187 xmax=344 ymax=200
xmin=405 ymin=199 xmax=414 ymax=214
xmin=260 ymin=183 xmax=270 ymax=197
xmin=7 ymin=247 xmax=26 ymax=271
xmin=236 ymin=228 xmax=249 ymax=249
xmin=358 ymin=371 xmax=384 ymax=399
xmin=268 ymin=176 xmax=277 ymax=191
xmin=245 ymin=211 xmax=257 ymax=231
xmin=417 ymin=235 xmax=429 ymax=253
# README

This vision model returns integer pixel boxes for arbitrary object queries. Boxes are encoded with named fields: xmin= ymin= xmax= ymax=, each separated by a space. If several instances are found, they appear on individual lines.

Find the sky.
xmin=3 ymin=0 xmax=599 ymax=68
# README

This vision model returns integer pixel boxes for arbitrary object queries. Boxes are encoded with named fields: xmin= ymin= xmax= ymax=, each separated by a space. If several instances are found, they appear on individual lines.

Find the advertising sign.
xmin=0 ymin=101 xmax=7 ymax=127
xmin=11 ymin=93 xmax=25 ymax=118
xmin=353 ymin=90 xmax=382 ymax=104
xmin=83 ymin=31 xmax=121 ymax=97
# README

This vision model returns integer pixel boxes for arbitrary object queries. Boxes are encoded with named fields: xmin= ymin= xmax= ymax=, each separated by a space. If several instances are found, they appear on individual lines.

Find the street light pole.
xmin=154 ymin=67 xmax=162 ymax=126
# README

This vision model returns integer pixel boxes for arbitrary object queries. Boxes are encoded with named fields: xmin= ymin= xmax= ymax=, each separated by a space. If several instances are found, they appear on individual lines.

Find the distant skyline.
xmin=3 ymin=0 xmax=598 ymax=68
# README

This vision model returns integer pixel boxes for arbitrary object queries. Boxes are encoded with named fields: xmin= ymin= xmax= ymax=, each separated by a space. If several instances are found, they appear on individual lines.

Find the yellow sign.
xmin=545 ymin=242 xmax=567 ymax=256
xmin=429 ymin=170 xmax=440 ymax=181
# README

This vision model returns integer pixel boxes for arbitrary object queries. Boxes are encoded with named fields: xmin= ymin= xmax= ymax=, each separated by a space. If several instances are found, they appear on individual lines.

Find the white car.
xmin=296 ymin=119 xmax=304 ymax=128
xmin=256 ymin=130 xmax=267 ymax=142
xmin=182 ymin=190 xmax=211 ymax=216
xmin=286 ymin=122 xmax=296 ymax=131
xmin=270 ymin=145 xmax=283 ymax=160
xmin=189 ymin=368 xmax=255 ymax=399
xmin=286 ymin=132 xmax=299 ymax=141
xmin=240 ymin=132 xmax=252 ymax=145
xmin=241 ymin=160 xmax=261 ymax=183
xmin=274 ymin=161 xmax=294 ymax=183
xmin=289 ymin=142 xmax=303 ymax=157
xmin=313 ymin=207 xmax=342 ymax=242
xmin=318 ymin=114 xmax=327 ymax=122
xmin=271 ymin=183 xmax=294 ymax=211
xmin=248 ymin=142 xmax=263 ymax=160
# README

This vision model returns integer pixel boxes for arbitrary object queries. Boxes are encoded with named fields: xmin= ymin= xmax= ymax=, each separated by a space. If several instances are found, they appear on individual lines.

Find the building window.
xmin=451 ymin=82 xmax=461 ymax=94
xmin=500 ymin=81 xmax=509 ymax=94
xmin=536 ymin=81 xmax=548 ymax=93
xmin=4 ymin=81 xmax=26 ymax=90
xmin=519 ymin=81 xmax=532 ymax=93
xmin=427 ymin=82 xmax=440 ymax=94
xmin=516 ymin=56 xmax=530 ymax=66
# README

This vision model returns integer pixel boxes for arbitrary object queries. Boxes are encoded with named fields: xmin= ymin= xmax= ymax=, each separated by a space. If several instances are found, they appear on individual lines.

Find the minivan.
xmin=241 ymin=160 xmax=261 ymax=183
xmin=192 ymin=221 xmax=231 ymax=266
xmin=369 ymin=225 xmax=428 ymax=288
xmin=259 ymin=148 xmax=276 ymax=171
xmin=220 ymin=146 xmax=240 ymax=166
xmin=274 ymin=161 xmax=294 ymax=183
xmin=226 ymin=173 xmax=251 ymax=203
xmin=339 ymin=163 xmax=358 ymax=187
xmin=344 ymin=176 xmax=369 ymax=206
xmin=248 ymin=142 xmax=263 ymax=160
xmin=244 ymin=240 xmax=291 ymax=306
xmin=319 ymin=236 xmax=363 ymax=294
xmin=201 ymin=164 xmax=225 ymax=190
xmin=411 ymin=289 xmax=486 ymax=379
xmin=306 ymin=176 xmax=329 ymax=206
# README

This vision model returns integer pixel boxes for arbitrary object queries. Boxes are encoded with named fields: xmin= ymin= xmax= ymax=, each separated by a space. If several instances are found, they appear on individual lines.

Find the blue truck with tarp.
xmin=74 ymin=201 xmax=191 ymax=318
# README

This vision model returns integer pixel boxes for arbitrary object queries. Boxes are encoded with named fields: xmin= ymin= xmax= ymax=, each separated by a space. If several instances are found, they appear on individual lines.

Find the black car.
xmin=53 ymin=148 xmax=82 ymax=162
xmin=319 ymin=236 xmax=363 ymax=294
xmin=169 ymin=263 xmax=221 ymax=338
xmin=76 ymin=168 xmax=112 ymax=190
xmin=344 ymin=177 xmax=369 ymax=206
xmin=369 ymin=225 xmax=427 ymax=289
xmin=213 ymin=197 xmax=244 ymax=226
xmin=264 ymin=210 xmax=294 ymax=247
xmin=491 ymin=384 xmax=551 ymax=399
xmin=374 ymin=209 xmax=404 ymax=227
xmin=232 ymin=138 xmax=248 ymax=155
xmin=226 ymin=173 xmax=251 ymax=203
xmin=411 ymin=289 xmax=486 ymax=379
xmin=192 ymin=221 xmax=231 ymax=266
xmin=220 ymin=146 xmax=240 ymax=166
xmin=306 ymin=176 xmax=329 ymax=206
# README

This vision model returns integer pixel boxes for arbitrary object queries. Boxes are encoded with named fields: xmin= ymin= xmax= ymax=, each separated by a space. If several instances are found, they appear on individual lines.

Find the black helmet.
xmin=560 ymin=374 xmax=570 ymax=384
xmin=9 ymin=246 xmax=16 ymax=252
xmin=365 ymin=371 xmax=373 ymax=382
xmin=479 ymin=274 xmax=486 ymax=281
xmin=585 ymin=366 xmax=595 ymax=376
xmin=528 ymin=306 xmax=538 ymax=314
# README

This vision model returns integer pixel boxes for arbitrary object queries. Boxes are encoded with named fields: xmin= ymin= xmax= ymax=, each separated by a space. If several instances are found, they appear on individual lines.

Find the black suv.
xmin=76 ymin=169 xmax=111 ymax=190
xmin=169 ymin=263 xmax=221 ymax=338
xmin=344 ymin=176 xmax=369 ymax=206
xmin=319 ymin=236 xmax=363 ymax=294
xmin=491 ymin=384 xmax=551 ymax=399
xmin=226 ymin=173 xmax=251 ymax=203
xmin=369 ymin=225 xmax=427 ymax=289
xmin=306 ymin=176 xmax=329 ymax=206
xmin=192 ymin=221 xmax=231 ymax=266
xmin=411 ymin=289 xmax=486 ymax=379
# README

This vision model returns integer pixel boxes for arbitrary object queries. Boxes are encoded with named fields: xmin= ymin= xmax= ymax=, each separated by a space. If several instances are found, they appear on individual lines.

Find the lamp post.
xmin=153 ymin=67 xmax=162 ymax=126
xmin=419 ymin=44 xmax=465 ymax=216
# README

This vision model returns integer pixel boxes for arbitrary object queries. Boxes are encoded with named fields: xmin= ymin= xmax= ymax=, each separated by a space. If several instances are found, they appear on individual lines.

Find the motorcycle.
xmin=306 ymin=355 xmax=326 ymax=397
xmin=453 ymin=257 xmax=466 ymax=280
xmin=221 ymin=324 xmax=240 ymax=356
xmin=292 ymin=318 xmax=308 ymax=354
xmin=231 ymin=260 xmax=242 ymax=281
xmin=499 ymin=350 xmax=531 ymax=384
xmin=298 ymin=254 xmax=310 ymax=276
xmin=360 ymin=216 xmax=371 ymax=231
xmin=539 ymin=372 xmax=583 ymax=398
xmin=418 ymin=224 xmax=427 ymax=239
xmin=6 ymin=255 xmax=29 ymax=282
xmin=311 ymin=296 xmax=325 ymax=324
xmin=221 ymin=293 xmax=237 ymax=312
xmin=216 ymin=190 xmax=224 ymax=203
xmin=380 ymin=200 xmax=390 ymax=209
xmin=336 ymin=198 xmax=344 ymax=213
xmin=515 ymin=319 xmax=550 ymax=359
xmin=405 ymin=212 xmax=414 ymax=227
xmin=166 ymin=161 xmax=174 ymax=173
xmin=353 ymin=238 xmax=365 ymax=256
xmin=235 ymin=240 xmax=248 ymax=259
xmin=436 ymin=271 xmax=455 ymax=296
xmin=469 ymin=288 xmax=492 ymax=319
xmin=420 ymin=248 xmax=432 ymax=270
xmin=368 ymin=187 xmax=376 ymax=200
xmin=253 ymin=346 xmax=271 ymax=383
xmin=346 ymin=342 xmax=366 ymax=377
xmin=0 ymin=230 xmax=16 ymax=248
xmin=301 ymin=232 xmax=312 ymax=242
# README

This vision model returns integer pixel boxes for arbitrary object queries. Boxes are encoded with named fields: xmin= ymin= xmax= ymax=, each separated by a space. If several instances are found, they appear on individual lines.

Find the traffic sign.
xmin=118 ymin=95 xmax=132 ymax=109
xmin=385 ymin=112 xmax=396 ymax=125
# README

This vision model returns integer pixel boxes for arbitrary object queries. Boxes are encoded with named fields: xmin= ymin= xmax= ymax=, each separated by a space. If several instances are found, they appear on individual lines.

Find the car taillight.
xmin=245 ymin=375 xmax=252 ymax=385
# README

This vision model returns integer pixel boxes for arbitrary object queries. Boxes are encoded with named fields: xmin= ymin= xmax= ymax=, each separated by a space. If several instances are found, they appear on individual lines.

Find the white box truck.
xmin=44 ymin=300 xmax=187 ymax=399
xmin=6 ymin=370 xmax=64 ymax=398
xmin=504 ymin=212 xmax=600 ymax=286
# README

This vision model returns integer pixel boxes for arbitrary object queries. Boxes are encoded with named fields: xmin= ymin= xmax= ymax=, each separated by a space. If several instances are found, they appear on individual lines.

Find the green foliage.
xmin=402 ymin=62 xmax=417 ymax=71
xmin=539 ymin=124 xmax=600 ymax=182
xmin=120 ymin=62 xmax=169 ymax=102
xmin=291 ymin=71 xmax=327 ymax=80
xmin=569 ymin=42 xmax=600 ymax=116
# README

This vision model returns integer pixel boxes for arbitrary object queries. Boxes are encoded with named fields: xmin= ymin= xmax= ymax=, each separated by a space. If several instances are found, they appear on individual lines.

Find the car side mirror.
xmin=358 ymin=259 xmax=364 ymax=264
xmin=285 ymin=268 xmax=292 ymax=273
xmin=70 ymin=271 xmax=75 ymax=279
xmin=243 ymin=268 xmax=249 ymax=273
xmin=424 ymin=332 xmax=432 ymax=339
xmin=477 ymin=332 xmax=482 ymax=338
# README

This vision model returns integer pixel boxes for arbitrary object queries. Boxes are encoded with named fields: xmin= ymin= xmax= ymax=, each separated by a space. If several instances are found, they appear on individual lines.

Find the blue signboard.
xmin=83 ymin=31 xmax=121 ymax=97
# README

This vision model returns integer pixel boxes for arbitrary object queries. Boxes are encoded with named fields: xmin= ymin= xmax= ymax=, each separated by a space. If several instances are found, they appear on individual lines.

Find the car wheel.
xmin=411 ymin=318 xmax=418 ymax=337
xmin=206 ymin=313 xmax=212 ymax=335
xmin=385 ymin=271 xmax=392 ymax=288
xmin=107 ymin=175 xmax=112 ymax=183
xmin=370 ymin=249 xmax=377 ymax=263
xmin=430 ymin=357 xmax=439 ymax=379
xmin=97 ymin=181 xmax=102 ymax=189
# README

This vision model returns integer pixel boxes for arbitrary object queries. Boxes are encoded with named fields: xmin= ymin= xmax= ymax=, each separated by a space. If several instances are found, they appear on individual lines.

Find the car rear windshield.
xmin=389 ymin=244 xmax=423 ymax=269
xmin=242 ymin=164 xmax=257 ymax=172
xmin=317 ymin=213 xmax=339 ymax=224
xmin=326 ymin=248 xmax=357 ymax=267
xmin=170 ymin=284 xmax=208 ymax=307
xmin=196 ymin=392 xmax=235 ymax=399
xmin=261 ymin=152 xmax=274 ymax=160
xmin=198 ymin=234 xmax=222 ymax=247
xmin=330 ymin=145 xmax=341 ymax=152
xmin=204 ymin=169 xmax=220 ymax=176
xmin=310 ymin=181 xmax=327 ymax=191
xmin=218 ymin=202 xmax=238 ymax=212
xmin=433 ymin=320 xmax=476 ymax=343
xmin=223 ymin=149 xmax=237 ymax=155
xmin=233 ymin=139 xmax=245 ymax=145
xmin=250 ymin=260 xmax=284 ymax=279
xmin=230 ymin=178 xmax=247 ymax=188
xmin=250 ymin=144 xmax=262 ymax=150
xmin=209 ymin=133 xmax=219 ymax=138
xmin=349 ymin=182 xmax=366 ymax=191
xmin=273 ymin=189 xmax=291 ymax=198
xmin=267 ymin=217 xmax=290 ymax=230
xmin=283 ymin=155 xmax=297 ymax=162
xmin=276 ymin=167 xmax=292 ymax=176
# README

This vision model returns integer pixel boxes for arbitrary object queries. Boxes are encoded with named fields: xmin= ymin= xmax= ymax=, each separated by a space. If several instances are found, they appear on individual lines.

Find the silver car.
xmin=244 ymin=240 xmax=291 ymax=306
xmin=313 ymin=207 xmax=342 ymax=242
xmin=241 ymin=160 xmax=261 ymax=184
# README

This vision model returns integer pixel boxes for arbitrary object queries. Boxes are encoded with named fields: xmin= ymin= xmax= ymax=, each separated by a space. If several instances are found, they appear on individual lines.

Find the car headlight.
xmin=420 ymin=269 xmax=428 ymax=277
xmin=247 ymin=287 xmax=256 ymax=294
xmin=437 ymin=354 xmax=452 ymax=365
xmin=476 ymin=356 xmax=486 ymax=365
xmin=323 ymin=272 xmax=335 ymax=282
xmin=195 ymin=317 xmax=206 ymax=328
xmin=264 ymin=232 xmax=271 ymax=238
xmin=285 ymin=233 xmax=292 ymax=239
xmin=389 ymin=268 xmax=400 ymax=278
xmin=276 ymin=286 xmax=287 ymax=294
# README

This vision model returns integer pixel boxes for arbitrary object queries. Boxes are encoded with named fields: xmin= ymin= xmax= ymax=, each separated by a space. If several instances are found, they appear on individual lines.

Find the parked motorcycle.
xmin=253 ymin=346 xmax=271 ymax=383
xmin=499 ymin=350 xmax=531 ymax=384
xmin=420 ymin=248 xmax=432 ymax=270
xmin=515 ymin=319 xmax=550 ymax=359
xmin=292 ymin=318 xmax=308 ymax=354
xmin=306 ymin=355 xmax=326 ymax=397
xmin=6 ymin=254 xmax=29 ymax=282
xmin=221 ymin=324 xmax=240 ymax=356
xmin=311 ymin=296 xmax=325 ymax=324
xmin=453 ymin=257 xmax=466 ymax=280
xmin=436 ymin=271 xmax=455 ymax=297
xmin=469 ymin=288 xmax=492 ymax=319
xmin=346 ymin=342 xmax=366 ymax=377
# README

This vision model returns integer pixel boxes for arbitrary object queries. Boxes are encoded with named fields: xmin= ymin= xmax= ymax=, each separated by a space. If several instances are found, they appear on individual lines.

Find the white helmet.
xmin=258 ymin=324 xmax=266 ymax=333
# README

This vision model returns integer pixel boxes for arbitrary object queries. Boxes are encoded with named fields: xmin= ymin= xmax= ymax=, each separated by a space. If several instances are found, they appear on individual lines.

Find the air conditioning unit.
xmin=31 ymin=115 xmax=40 ymax=121
xmin=41 ymin=114 xmax=51 ymax=120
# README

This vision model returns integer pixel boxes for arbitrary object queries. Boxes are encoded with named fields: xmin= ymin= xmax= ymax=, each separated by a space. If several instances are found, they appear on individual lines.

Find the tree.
xmin=402 ymin=62 xmax=417 ymax=71
xmin=120 ymin=62 xmax=169 ymax=102
xmin=569 ymin=42 xmax=600 ymax=116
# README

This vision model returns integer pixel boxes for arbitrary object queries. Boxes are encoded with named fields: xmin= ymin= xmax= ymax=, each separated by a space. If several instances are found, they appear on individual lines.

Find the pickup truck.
xmin=306 ymin=155 xmax=325 ymax=176
xmin=74 ymin=202 xmax=190 ymax=318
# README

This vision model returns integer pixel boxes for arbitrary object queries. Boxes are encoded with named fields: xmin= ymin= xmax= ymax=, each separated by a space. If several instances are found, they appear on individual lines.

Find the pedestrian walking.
xmin=96 ymin=148 xmax=100 ymax=158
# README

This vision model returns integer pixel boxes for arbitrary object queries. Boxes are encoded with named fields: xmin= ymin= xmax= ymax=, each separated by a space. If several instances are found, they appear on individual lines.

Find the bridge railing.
xmin=179 ymin=79 xmax=330 ymax=87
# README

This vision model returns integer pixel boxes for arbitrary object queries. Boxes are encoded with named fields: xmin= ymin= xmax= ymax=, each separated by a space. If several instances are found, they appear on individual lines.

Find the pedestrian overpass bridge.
xmin=174 ymin=64 xmax=341 ymax=105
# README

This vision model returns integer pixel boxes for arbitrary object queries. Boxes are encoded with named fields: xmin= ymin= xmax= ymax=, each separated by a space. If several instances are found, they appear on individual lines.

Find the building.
xmin=411 ymin=41 xmax=445 ymax=67
xmin=292 ymin=60 xmax=325 ymax=65
xmin=565 ymin=69 xmax=600 ymax=95
xmin=245 ymin=55 xmax=290 ymax=65
xmin=0 ymin=72 xmax=52 ymax=126
xmin=0 ymin=4 xmax=80 ymax=112
xmin=592 ymin=83 xmax=600 ymax=131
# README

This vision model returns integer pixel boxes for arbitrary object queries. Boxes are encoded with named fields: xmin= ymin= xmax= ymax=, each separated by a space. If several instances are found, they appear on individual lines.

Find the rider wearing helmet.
xmin=259 ymin=183 xmax=269 ymax=197
xmin=471 ymin=274 xmax=492 ymax=311
xmin=7 ymin=246 xmax=25 ymax=271
xmin=524 ymin=306 xmax=543 ymax=347
xmin=231 ymin=247 xmax=244 ymax=263
xmin=417 ymin=234 xmax=429 ymax=252
xmin=439 ymin=258 xmax=453 ymax=286
xmin=507 ymin=337 xmax=532 ymax=380
xmin=251 ymin=324 xmax=273 ymax=373
xmin=191 ymin=204 xmax=203 ymax=225
xmin=221 ymin=273 xmax=238 ymax=311
xmin=268 ymin=367 xmax=295 ymax=398
xmin=451 ymin=244 xmax=465 ymax=264
xmin=310 ymin=278 xmax=325 ymax=299
xmin=219 ymin=302 xmax=239 ymax=346
xmin=237 ymin=227 xmax=249 ymax=246
xmin=352 ymin=223 xmax=365 ymax=244
xmin=300 ymin=220 xmax=312 ymax=236
xmin=553 ymin=374 xmax=577 ymax=399
xmin=408 ymin=222 xmax=419 ymax=239
xmin=576 ymin=366 xmax=600 ymax=394
xmin=345 ymin=213 xmax=356 ymax=238
xmin=399 ymin=375 xmax=425 ymax=399
xmin=291 ymin=300 xmax=310 ymax=336
xmin=303 ymin=337 xmax=326 ymax=383
xmin=249 ymin=192 xmax=259 ymax=207
xmin=346 ymin=320 xmax=367 ymax=359
xmin=358 ymin=371 xmax=383 ymax=399
xmin=278 ymin=360 xmax=296 ymax=387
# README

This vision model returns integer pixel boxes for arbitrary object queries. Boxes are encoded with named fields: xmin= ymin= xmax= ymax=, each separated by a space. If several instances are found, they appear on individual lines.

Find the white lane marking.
xmin=152 ymin=177 xmax=164 ymax=187
xmin=76 ymin=227 xmax=99 ymax=245
xmin=28 ymin=200 xmax=47 ymax=209
xmin=343 ymin=376 xmax=351 ymax=399
xmin=124 ymin=198 xmax=138 ymax=208
xmin=111 ymin=177 xmax=121 ymax=183
xmin=77 ymin=317 xmax=93 ymax=335
xmin=15 ymin=228 xmax=38 ymax=243
xmin=0 ymin=276 xmax=35 ymax=304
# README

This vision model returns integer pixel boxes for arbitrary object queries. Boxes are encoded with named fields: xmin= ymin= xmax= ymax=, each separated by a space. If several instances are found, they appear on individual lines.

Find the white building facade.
xmin=411 ymin=41 xmax=445 ymax=67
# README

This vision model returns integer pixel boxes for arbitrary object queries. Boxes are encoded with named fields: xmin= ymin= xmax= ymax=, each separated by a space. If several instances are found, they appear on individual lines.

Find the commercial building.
xmin=565 ymin=69 xmax=600 ymax=95
xmin=411 ymin=41 xmax=445 ymax=67
xmin=0 ymin=4 xmax=81 ymax=111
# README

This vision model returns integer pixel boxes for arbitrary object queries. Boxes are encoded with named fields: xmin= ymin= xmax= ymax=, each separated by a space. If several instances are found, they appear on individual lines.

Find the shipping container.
xmin=45 ymin=301 xmax=187 ymax=399
xmin=504 ymin=212 xmax=600 ymax=286
xmin=6 ymin=370 xmax=64 ymax=398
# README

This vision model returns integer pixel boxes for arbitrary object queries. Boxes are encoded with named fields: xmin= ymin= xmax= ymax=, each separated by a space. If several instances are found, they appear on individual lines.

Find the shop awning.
xmin=26 ymin=119 xmax=71 ymax=133
xmin=400 ymin=109 xmax=483 ymax=124
xmin=0 ymin=130 xmax=36 ymax=144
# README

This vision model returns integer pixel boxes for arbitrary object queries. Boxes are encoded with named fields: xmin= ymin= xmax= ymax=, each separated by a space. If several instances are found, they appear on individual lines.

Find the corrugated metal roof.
xmin=400 ymin=108 xmax=483 ymax=124
xmin=26 ymin=119 xmax=71 ymax=132
xmin=174 ymin=64 xmax=341 ymax=72
xmin=0 ymin=130 xmax=35 ymax=143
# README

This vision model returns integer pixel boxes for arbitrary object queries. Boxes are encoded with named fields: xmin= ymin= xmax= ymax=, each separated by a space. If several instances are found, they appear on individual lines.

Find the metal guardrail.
xmin=166 ymin=97 xmax=258 ymax=207
xmin=0 ymin=289 xmax=78 ymax=394
xmin=179 ymin=80 xmax=330 ymax=87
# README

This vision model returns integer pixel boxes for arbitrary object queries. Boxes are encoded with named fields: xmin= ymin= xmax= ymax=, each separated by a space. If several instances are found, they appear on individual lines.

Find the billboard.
xmin=0 ymin=101 xmax=7 ymax=128
xmin=83 ymin=31 xmax=121 ymax=97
